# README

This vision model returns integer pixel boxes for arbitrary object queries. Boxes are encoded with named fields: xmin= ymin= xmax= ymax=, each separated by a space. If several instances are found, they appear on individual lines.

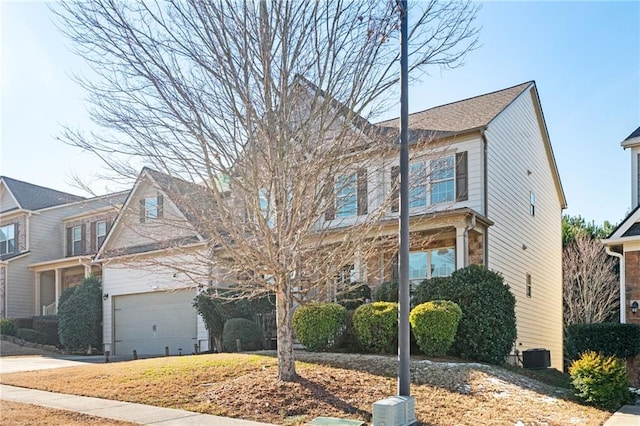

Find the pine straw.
xmin=0 ymin=351 xmax=611 ymax=425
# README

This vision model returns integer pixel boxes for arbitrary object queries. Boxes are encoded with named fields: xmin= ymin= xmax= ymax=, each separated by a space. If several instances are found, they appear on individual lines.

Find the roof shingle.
xmin=1 ymin=176 xmax=85 ymax=212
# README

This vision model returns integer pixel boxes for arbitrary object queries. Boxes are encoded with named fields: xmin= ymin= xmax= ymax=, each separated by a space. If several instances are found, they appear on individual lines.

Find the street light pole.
xmin=397 ymin=0 xmax=410 ymax=398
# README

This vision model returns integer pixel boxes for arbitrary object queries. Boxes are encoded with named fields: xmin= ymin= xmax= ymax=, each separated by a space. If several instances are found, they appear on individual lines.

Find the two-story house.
xmin=602 ymin=126 xmax=640 ymax=325
xmin=96 ymin=81 xmax=566 ymax=369
xmin=0 ymin=176 xmax=126 ymax=318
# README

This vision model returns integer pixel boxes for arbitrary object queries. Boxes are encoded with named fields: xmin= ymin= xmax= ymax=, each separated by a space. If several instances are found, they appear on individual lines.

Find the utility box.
xmin=522 ymin=348 xmax=550 ymax=369
xmin=372 ymin=396 xmax=416 ymax=426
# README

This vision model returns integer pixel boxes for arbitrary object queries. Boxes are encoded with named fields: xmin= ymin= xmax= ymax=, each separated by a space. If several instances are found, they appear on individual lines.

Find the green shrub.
xmin=223 ymin=318 xmax=264 ymax=352
xmin=412 ymin=265 xmax=516 ymax=364
xmin=58 ymin=276 xmax=102 ymax=352
xmin=0 ymin=318 xmax=16 ymax=336
xmin=336 ymin=283 xmax=371 ymax=310
xmin=410 ymin=300 xmax=462 ymax=357
xmin=372 ymin=282 xmax=398 ymax=303
xmin=566 ymin=323 xmax=640 ymax=361
xmin=293 ymin=303 xmax=345 ymax=352
xmin=569 ymin=351 xmax=634 ymax=410
xmin=16 ymin=328 xmax=45 ymax=344
xmin=337 ymin=309 xmax=360 ymax=352
xmin=352 ymin=302 xmax=398 ymax=354
xmin=33 ymin=317 xmax=59 ymax=347
xmin=13 ymin=317 xmax=33 ymax=330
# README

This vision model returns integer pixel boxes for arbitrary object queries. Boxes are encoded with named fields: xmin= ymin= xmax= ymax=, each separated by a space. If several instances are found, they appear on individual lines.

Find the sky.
xmin=1 ymin=1 xmax=639 ymax=225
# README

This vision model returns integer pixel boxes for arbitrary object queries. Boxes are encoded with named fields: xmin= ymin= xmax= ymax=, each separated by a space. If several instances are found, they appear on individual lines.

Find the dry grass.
xmin=0 ymin=400 xmax=137 ymax=425
xmin=0 ymin=351 xmax=611 ymax=425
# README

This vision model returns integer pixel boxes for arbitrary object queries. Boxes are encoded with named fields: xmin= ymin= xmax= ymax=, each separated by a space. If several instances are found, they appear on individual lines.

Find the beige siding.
xmin=485 ymin=88 xmax=564 ymax=370
xmin=0 ymin=186 xmax=19 ymax=212
xmin=102 ymin=253 xmax=209 ymax=352
xmin=108 ymin=182 xmax=198 ymax=251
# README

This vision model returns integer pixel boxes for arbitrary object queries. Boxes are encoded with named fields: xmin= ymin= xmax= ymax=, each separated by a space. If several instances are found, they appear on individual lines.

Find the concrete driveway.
xmin=0 ymin=340 xmax=108 ymax=374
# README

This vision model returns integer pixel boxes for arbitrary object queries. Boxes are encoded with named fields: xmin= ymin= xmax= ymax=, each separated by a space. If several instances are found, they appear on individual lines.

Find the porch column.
xmin=35 ymin=271 xmax=41 ymax=316
xmin=84 ymin=264 xmax=92 ymax=278
xmin=455 ymin=226 xmax=467 ymax=270
xmin=54 ymin=268 xmax=62 ymax=312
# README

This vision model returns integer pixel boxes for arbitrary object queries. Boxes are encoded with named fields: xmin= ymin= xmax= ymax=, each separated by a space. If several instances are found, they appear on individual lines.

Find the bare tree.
xmin=54 ymin=0 xmax=479 ymax=381
xmin=563 ymin=235 xmax=619 ymax=326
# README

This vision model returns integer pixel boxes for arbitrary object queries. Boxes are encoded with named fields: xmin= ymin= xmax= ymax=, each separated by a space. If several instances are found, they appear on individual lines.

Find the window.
xmin=96 ymin=221 xmax=107 ymax=248
xmin=409 ymin=162 xmax=428 ymax=208
xmin=72 ymin=226 xmax=83 ymax=256
xmin=336 ymin=173 xmax=357 ymax=218
xmin=140 ymin=195 xmax=163 ymax=222
xmin=526 ymin=273 xmax=532 ymax=298
xmin=336 ymin=264 xmax=356 ymax=285
xmin=530 ymin=191 xmax=536 ymax=216
xmin=408 ymin=247 xmax=455 ymax=283
xmin=258 ymin=188 xmax=275 ymax=228
xmin=0 ymin=224 xmax=15 ymax=255
xmin=430 ymin=156 xmax=455 ymax=204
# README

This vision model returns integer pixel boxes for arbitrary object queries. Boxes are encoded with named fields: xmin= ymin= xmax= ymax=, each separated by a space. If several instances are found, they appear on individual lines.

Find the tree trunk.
xmin=275 ymin=280 xmax=296 ymax=381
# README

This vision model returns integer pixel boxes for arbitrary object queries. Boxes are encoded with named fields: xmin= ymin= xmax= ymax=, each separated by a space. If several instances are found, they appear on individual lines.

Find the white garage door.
xmin=113 ymin=290 xmax=197 ymax=356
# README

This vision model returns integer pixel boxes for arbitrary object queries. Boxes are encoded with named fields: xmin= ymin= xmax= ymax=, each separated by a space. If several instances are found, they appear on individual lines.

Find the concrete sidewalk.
xmin=603 ymin=404 xmax=640 ymax=426
xmin=0 ymin=384 xmax=274 ymax=425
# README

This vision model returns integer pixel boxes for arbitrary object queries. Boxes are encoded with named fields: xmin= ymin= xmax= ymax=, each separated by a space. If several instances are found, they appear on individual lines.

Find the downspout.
xmin=605 ymin=246 xmax=625 ymax=323
xmin=481 ymin=129 xmax=490 ymax=267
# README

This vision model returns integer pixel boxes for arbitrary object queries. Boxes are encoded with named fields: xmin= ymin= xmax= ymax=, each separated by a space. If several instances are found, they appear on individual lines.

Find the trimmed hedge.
xmin=410 ymin=300 xmax=462 ymax=357
xmin=293 ymin=303 xmax=345 ymax=352
xmin=33 ymin=317 xmax=59 ymax=347
xmin=566 ymin=323 xmax=640 ymax=360
xmin=0 ymin=318 xmax=16 ymax=336
xmin=372 ymin=282 xmax=398 ymax=303
xmin=13 ymin=317 xmax=33 ymax=330
xmin=223 ymin=318 xmax=264 ymax=352
xmin=352 ymin=302 xmax=398 ymax=354
xmin=58 ymin=276 xmax=102 ymax=352
xmin=413 ymin=265 xmax=516 ymax=364
xmin=16 ymin=328 xmax=45 ymax=344
xmin=569 ymin=351 xmax=634 ymax=410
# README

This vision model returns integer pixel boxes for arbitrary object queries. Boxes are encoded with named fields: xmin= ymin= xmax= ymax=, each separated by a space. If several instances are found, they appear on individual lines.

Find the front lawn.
xmin=0 ymin=351 xmax=610 ymax=425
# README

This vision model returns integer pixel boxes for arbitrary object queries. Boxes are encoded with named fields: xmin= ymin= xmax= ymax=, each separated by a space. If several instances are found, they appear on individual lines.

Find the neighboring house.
xmin=97 ymin=81 xmax=566 ymax=369
xmin=95 ymin=168 xmax=212 ymax=356
xmin=602 ymin=126 xmax=640 ymax=325
xmin=0 ymin=176 xmax=126 ymax=318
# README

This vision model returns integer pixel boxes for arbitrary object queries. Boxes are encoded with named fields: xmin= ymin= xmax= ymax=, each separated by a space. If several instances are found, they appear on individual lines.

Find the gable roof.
xmin=621 ymin=126 xmax=640 ymax=148
xmin=377 ymin=81 xmax=533 ymax=133
xmin=0 ymin=176 xmax=85 ymax=213
xmin=603 ymin=204 xmax=640 ymax=244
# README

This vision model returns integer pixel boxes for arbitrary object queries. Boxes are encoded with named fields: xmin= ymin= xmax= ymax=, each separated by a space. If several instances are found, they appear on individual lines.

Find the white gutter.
xmin=605 ymin=247 xmax=625 ymax=324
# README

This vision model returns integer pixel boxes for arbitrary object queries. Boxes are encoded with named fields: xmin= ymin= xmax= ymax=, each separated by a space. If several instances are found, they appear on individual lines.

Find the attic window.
xmin=140 ymin=195 xmax=164 ymax=222
xmin=0 ymin=224 xmax=16 ymax=255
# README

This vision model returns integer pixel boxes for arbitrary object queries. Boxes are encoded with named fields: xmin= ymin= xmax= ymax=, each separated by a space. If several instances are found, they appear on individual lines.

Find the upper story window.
xmin=140 ymin=194 xmax=163 ymax=223
xmin=392 ymin=153 xmax=466 ymax=213
xmin=258 ymin=188 xmax=275 ymax=228
xmin=0 ymin=224 xmax=16 ymax=255
xmin=530 ymin=191 xmax=536 ymax=216
xmin=72 ymin=226 xmax=83 ymax=256
xmin=96 ymin=221 xmax=107 ymax=248
xmin=326 ymin=169 xmax=368 ymax=221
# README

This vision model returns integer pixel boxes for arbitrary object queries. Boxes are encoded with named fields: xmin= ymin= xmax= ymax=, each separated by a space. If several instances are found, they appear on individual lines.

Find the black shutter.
xmin=80 ymin=225 xmax=87 ymax=255
xmin=456 ymin=151 xmax=468 ymax=201
xmin=391 ymin=166 xmax=400 ymax=213
xmin=357 ymin=168 xmax=368 ymax=215
xmin=90 ymin=222 xmax=97 ymax=253
xmin=324 ymin=176 xmax=335 ymax=221
xmin=66 ymin=227 xmax=72 ymax=257
xmin=140 ymin=199 xmax=146 ymax=223
xmin=157 ymin=194 xmax=164 ymax=218
xmin=392 ymin=253 xmax=399 ymax=281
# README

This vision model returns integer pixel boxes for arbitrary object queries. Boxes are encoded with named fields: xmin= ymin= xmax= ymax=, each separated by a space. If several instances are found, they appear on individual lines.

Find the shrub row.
xmin=293 ymin=303 xmax=345 ymax=351
xmin=222 ymin=318 xmax=264 ymax=352
xmin=566 ymin=323 xmax=640 ymax=360
xmin=1 ymin=317 xmax=59 ymax=346
xmin=0 ymin=318 xmax=16 ymax=336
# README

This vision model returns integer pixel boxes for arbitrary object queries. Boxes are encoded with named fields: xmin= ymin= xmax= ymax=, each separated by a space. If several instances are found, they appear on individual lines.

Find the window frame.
xmin=144 ymin=197 xmax=158 ymax=220
xmin=0 ymin=224 xmax=16 ymax=255
xmin=430 ymin=156 xmax=455 ymax=205
xmin=402 ymin=154 xmax=456 ymax=212
xmin=335 ymin=172 xmax=358 ymax=218
xmin=96 ymin=221 xmax=107 ymax=248
xmin=71 ymin=225 xmax=83 ymax=256
xmin=408 ymin=246 xmax=455 ymax=284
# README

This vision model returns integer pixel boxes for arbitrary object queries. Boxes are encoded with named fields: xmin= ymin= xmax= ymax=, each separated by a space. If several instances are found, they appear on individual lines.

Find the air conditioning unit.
xmin=522 ymin=348 xmax=550 ymax=369
xmin=372 ymin=396 xmax=416 ymax=426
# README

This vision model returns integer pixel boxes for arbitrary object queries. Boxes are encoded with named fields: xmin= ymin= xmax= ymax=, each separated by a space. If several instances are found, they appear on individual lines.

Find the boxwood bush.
xmin=33 ymin=317 xmax=59 ymax=347
xmin=352 ymin=302 xmax=398 ymax=354
xmin=16 ymin=328 xmax=45 ymax=344
xmin=13 ymin=317 xmax=33 ymax=330
xmin=413 ymin=265 xmax=516 ymax=364
xmin=336 ymin=283 xmax=371 ymax=310
xmin=410 ymin=300 xmax=462 ymax=357
xmin=0 ymin=318 xmax=16 ymax=336
xmin=566 ymin=323 xmax=640 ymax=360
xmin=569 ymin=351 xmax=634 ymax=410
xmin=58 ymin=275 xmax=102 ymax=352
xmin=223 ymin=318 xmax=264 ymax=352
xmin=293 ymin=303 xmax=345 ymax=352
xmin=372 ymin=282 xmax=398 ymax=303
